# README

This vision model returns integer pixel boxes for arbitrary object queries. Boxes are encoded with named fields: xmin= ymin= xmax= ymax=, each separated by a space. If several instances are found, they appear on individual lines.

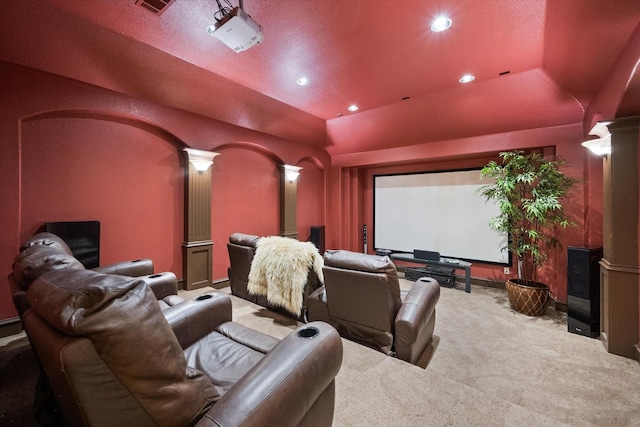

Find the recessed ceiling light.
xmin=459 ymin=74 xmax=475 ymax=83
xmin=297 ymin=77 xmax=310 ymax=86
xmin=431 ymin=16 xmax=452 ymax=32
xmin=347 ymin=104 xmax=359 ymax=112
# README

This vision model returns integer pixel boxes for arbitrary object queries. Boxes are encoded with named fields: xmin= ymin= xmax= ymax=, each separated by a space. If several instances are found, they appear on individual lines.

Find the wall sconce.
xmin=183 ymin=148 xmax=220 ymax=172
xmin=581 ymin=121 xmax=611 ymax=156
xmin=283 ymin=164 xmax=302 ymax=182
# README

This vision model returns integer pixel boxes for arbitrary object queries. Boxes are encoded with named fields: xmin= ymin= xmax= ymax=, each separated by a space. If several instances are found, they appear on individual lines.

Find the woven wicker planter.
xmin=505 ymin=279 xmax=550 ymax=316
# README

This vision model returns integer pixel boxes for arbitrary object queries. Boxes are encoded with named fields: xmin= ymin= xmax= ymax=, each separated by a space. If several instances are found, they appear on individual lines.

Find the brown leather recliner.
xmin=22 ymin=268 xmax=343 ymax=426
xmin=308 ymin=249 xmax=440 ymax=366
xmin=10 ymin=232 xmax=181 ymax=318
xmin=9 ymin=232 xmax=191 ymax=424
xmin=227 ymin=232 xmax=260 ymax=302
xmin=227 ymin=233 xmax=323 ymax=322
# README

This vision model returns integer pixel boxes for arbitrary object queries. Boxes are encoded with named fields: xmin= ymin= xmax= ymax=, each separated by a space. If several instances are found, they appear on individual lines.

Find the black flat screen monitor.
xmin=44 ymin=221 xmax=100 ymax=269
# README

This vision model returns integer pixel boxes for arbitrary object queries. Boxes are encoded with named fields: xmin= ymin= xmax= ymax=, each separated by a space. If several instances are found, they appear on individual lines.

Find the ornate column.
xmin=598 ymin=116 xmax=640 ymax=360
xmin=182 ymin=148 xmax=219 ymax=290
xmin=280 ymin=165 xmax=302 ymax=239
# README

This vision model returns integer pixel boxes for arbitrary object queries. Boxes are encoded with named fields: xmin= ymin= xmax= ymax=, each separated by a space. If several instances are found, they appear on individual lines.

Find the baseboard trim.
xmin=470 ymin=277 xmax=505 ymax=289
xmin=211 ymin=278 xmax=230 ymax=290
xmin=178 ymin=277 xmax=229 ymax=290
xmin=553 ymin=300 xmax=568 ymax=313
xmin=0 ymin=317 xmax=22 ymax=338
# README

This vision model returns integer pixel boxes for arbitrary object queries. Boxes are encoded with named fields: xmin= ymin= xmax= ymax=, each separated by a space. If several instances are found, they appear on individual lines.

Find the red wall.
xmin=210 ymin=146 xmax=278 ymax=279
xmin=0 ymin=61 xmax=330 ymax=321
xmin=209 ymin=148 xmax=326 ymax=279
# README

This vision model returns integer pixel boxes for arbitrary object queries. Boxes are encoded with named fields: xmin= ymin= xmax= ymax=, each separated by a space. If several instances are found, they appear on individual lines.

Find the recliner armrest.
xmin=196 ymin=321 xmax=343 ymax=427
xmin=394 ymin=277 xmax=440 ymax=364
xmin=163 ymin=293 xmax=232 ymax=349
xmin=217 ymin=321 xmax=280 ymax=354
xmin=93 ymin=259 xmax=154 ymax=277
xmin=138 ymin=272 xmax=179 ymax=300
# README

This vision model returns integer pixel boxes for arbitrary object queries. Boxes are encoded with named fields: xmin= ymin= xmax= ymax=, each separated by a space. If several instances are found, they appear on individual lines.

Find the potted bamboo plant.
xmin=479 ymin=150 xmax=578 ymax=316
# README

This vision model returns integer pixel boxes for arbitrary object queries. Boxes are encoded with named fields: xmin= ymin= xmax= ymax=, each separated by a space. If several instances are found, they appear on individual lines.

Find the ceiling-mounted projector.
xmin=206 ymin=7 xmax=263 ymax=53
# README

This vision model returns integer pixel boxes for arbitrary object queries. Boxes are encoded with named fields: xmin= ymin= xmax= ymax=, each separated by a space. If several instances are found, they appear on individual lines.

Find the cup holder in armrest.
xmin=196 ymin=294 xmax=213 ymax=301
xmin=148 ymin=274 xmax=162 ymax=279
xmin=297 ymin=326 xmax=319 ymax=339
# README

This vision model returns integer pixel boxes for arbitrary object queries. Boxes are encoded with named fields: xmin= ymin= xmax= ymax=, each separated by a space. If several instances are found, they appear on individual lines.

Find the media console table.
xmin=390 ymin=253 xmax=472 ymax=293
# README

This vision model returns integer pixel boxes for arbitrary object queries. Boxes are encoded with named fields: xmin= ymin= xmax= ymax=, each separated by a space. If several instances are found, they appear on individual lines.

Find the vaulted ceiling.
xmin=2 ymin=0 xmax=640 ymax=156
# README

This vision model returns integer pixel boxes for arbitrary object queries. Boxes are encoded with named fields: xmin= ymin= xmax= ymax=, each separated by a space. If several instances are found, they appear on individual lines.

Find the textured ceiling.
xmin=1 ymin=0 xmax=639 ymax=155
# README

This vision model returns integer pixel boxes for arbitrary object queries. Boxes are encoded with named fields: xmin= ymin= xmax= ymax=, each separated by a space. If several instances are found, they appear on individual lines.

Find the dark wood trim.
xmin=0 ymin=317 xmax=22 ymax=338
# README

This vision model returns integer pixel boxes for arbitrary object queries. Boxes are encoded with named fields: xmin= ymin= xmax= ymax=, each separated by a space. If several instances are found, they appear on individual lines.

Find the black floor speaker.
xmin=310 ymin=226 xmax=325 ymax=255
xmin=567 ymin=246 xmax=603 ymax=338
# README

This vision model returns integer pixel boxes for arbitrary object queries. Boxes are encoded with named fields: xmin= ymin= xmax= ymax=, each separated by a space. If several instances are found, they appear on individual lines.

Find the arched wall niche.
xmin=209 ymin=143 xmax=328 ymax=280
xmin=296 ymin=155 xmax=325 ymax=171
xmin=19 ymin=109 xmax=186 ymax=276
xmin=210 ymin=142 xmax=281 ymax=279
xmin=22 ymin=109 xmax=186 ymax=148
xmin=212 ymin=141 xmax=284 ymax=165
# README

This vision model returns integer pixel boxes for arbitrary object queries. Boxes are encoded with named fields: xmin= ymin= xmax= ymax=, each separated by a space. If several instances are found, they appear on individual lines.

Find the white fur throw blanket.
xmin=247 ymin=236 xmax=324 ymax=315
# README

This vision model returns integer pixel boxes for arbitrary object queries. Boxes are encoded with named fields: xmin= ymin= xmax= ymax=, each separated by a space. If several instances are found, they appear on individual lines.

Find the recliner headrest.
xmin=12 ymin=245 xmax=84 ymax=289
xmin=20 ymin=232 xmax=73 ymax=255
xmin=229 ymin=232 xmax=260 ymax=248
xmin=323 ymin=250 xmax=396 ymax=274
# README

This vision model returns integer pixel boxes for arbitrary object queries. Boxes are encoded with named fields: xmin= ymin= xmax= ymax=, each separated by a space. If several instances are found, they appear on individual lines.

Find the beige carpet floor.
xmin=182 ymin=280 xmax=640 ymax=427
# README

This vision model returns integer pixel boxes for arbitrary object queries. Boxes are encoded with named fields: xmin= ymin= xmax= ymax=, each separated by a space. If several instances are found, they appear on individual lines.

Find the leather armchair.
xmin=10 ymin=232 xmax=179 ymax=318
xmin=308 ymin=249 xmax=440 ymax=365
xmin=22 ymin=268 xmax=342 ymax=426
xmin=227 ymin=232 xmax=323 ymax=322
xmin=227 ymin=232 xmax=260 ymax=302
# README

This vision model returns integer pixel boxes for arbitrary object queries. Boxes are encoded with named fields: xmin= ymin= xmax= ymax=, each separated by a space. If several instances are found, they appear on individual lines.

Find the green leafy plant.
xmin=479 ymin=151 xmax=578 ymax=285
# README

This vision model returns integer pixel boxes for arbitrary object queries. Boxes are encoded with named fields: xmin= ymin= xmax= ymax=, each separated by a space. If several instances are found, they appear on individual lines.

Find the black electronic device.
xmin=567 ymin=246 xmax=603 ymax=338
xmin=405 ymin=267 xmax=455 ymax=287
xmin=310 ymin=226 xmax=325 ymax=255
xmin=405 ymin=268 xmax=427 ymax=282
xmin=44 ymin=221 xmax=100 ymax=269
xmin=363 ymin=224 xmax=368 ymax=253
xmin=376 ymin=248 xmax=393 ymax=257
xmin=413 ymin=249 xmax=440 ymax=261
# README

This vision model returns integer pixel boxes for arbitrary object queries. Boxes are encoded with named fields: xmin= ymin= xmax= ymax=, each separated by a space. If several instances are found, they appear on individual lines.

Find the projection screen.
xmin=373 ymin=169 xmax=509 ymax=265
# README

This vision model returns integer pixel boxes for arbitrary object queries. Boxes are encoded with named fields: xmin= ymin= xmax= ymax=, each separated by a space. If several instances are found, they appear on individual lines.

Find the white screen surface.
xmin=374 ymin=169 xmax=508 ymax=264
